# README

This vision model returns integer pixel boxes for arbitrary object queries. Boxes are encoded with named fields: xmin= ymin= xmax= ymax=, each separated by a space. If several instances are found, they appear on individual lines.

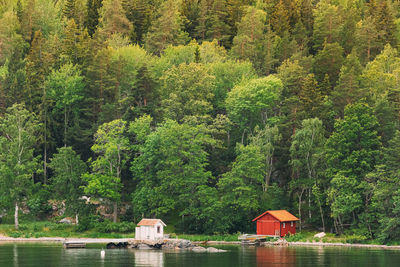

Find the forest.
xmin=1 ymin=0 xmax=400 ymax=243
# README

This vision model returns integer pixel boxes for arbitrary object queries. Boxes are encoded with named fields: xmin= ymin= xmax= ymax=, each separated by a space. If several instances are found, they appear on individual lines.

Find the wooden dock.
xmin=63 ymin=242 xmax=86 ymax=249
xmin=238 ymin=234 xmax=276 ymax=244
xmin=62 ymin=238 xmax=130 ymax=249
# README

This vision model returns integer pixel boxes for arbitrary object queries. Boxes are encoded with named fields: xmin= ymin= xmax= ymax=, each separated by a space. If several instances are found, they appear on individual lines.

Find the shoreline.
xmin=0 ymin=237 xmax=130 ymax=244
xmin=2 ymin=237 xmax=400 ymax=250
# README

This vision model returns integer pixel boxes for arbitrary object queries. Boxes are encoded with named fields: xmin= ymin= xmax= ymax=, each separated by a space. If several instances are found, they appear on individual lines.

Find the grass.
xmin=0 ymin=222 xmax=135 ymax=239
xmin=284 ymin=231 xmax=384 ymax=245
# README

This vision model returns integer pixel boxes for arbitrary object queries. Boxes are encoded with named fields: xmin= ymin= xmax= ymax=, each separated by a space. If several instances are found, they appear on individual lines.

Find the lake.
xmin=1 ymin=243 xmax=400 ymax=266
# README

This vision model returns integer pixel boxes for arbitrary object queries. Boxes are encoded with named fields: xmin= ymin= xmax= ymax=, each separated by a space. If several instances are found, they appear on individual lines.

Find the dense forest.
xmin=1 ymin=0 xmax=400 ymax=242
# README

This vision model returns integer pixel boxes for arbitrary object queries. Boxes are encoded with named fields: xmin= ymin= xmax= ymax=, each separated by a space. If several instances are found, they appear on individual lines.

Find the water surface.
xmin=1 ymin=243 xmax=400 ymax=266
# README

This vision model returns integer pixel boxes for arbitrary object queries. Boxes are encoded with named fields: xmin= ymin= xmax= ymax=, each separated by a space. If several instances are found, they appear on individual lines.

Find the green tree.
xmin=131 ymin=119 xmax=215 ymax=222
xmin=312 ymin=0 xmax=343 ymax=51
xmin=230 ymin=6 xmax=266 ymax=74
xmin=144 ymin=0 xmax=189 ymax=55
xmin=159 ymin=63 xmax=215 ymax=123
xmin=312 ymin=42 xmax=344 ymax=89
xmin=290 ymin=118 xmax=326 ymax=231
xmin=0 ymin=104 xmax=41 ymax=230
xmin=48 ymin=146 xmax=87 ymax=224
xmin=85 ymin=0 xmax=103 ymax=36
xmin=206 ymin=0 xmax=232 ymax=47
xmin=331 ymin=52 xmax=363 ymax=117
xmin=110 ymin=45 xmax=154 ymax=120
xmin=226 ymin=76 xmax=282 ymax=137
xmin=326 ymin=103 xmax=381 ymax=232
xmin=354 ymin=16 xmax=382 ymax=64
xmin=45 ymin=63 xmax=85 ymax=147
xmin=98 ymin=0 xmax=132 ymax=39
xmin=83 ymin=119 xmax=128 ymax=222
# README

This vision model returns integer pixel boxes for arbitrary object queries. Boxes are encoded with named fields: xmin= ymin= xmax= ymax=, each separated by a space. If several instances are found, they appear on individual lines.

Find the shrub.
xmin=285 ymin=233 xmax=304 ymax=242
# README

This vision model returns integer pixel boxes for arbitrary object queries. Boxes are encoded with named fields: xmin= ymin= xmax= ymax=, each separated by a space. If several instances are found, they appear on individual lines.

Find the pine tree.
xmin=367 ymin=0 xmax=397 ymax=48
xmin=98 ymin=0 xmax=132 ymax=39
xmin=206 ymin=0 xmax=232 ymax=47
xmin=230 ymin=6 xmax=266 ymax=74
xmin=144 ymin=0 xmax=189 ymax=55
xmin=25 ymin=30 xmax=52 ymax=112
xmin=312 ymin=0 xmax=342 ymax=51
xmin=312 ymin=42 xmax=345 ymax=88
xmin=85 ymin=0 xmax=103 ymax=36
xmin=63 ymin=0 xmax=77 ymax=20
xmin=332 ymin=52 xmax=363 ymax=117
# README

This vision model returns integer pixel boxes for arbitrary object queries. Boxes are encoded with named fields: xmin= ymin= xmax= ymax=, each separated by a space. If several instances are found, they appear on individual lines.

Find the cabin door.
xmin=274 ymin=222 xmax=280 ymax=236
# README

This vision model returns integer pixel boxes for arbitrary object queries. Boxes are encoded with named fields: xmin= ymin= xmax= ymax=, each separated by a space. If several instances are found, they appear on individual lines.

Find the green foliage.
xmin=144 ymin=0 xmax=189 ymax=55
xmin=159 ymin=62 xmax=215 ymax=122
xmin=48 ymin=146 xmax=86 ymax=216
xmin=3 ymin=0 xmax=400 ymax=242
xmin=226 ymin=76 xmax=282 ymax=132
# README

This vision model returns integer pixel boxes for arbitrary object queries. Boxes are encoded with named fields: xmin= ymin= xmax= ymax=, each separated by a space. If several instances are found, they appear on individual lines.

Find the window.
xmin=283 ymin=223 xmax=285 ymax=228
xmin=157 ymin=226 xmax=160 ymax=234
xmin=291 ymin=222 xmax=293 ymax=227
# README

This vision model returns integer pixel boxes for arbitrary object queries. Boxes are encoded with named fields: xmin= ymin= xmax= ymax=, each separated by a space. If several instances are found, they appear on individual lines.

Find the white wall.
xmin=135 ymin=223 xmax=164 ymax=240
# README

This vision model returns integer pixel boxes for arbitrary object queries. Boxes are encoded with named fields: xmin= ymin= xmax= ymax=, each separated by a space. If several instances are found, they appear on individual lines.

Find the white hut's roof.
xmin=137 ymin=219 xmax=166 ymax=226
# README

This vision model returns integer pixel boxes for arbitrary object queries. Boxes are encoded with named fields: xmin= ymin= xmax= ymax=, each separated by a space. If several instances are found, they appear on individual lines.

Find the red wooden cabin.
xmin=252 ymin=210 xmax=299 ymax=237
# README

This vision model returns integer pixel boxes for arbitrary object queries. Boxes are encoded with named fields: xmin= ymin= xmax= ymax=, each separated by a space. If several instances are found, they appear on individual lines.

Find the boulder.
xmin=206 ymin=247 xmax=227 ymax=253
xmin=59 ymin=218 xmax=72 ymax=224
xmin=314 ymin=232 xmax=326 ymax=239
xmin=138 ymin=244 xmax=151 ymax=250
xmin=192 ymin=246 xmax=207 ymax=252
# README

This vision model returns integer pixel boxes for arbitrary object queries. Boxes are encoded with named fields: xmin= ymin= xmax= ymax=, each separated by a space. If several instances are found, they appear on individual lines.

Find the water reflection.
xmin=132 ymin=249 xmax=164 ymax=267
xmin=13 ymin=244 xmax=18 ymax=267
xmin=256 ymin=247 xmax=296 ymax=267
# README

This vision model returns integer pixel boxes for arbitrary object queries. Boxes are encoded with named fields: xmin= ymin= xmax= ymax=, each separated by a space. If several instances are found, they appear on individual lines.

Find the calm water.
xmin=1 ymin=243 xmax=400 ymax=267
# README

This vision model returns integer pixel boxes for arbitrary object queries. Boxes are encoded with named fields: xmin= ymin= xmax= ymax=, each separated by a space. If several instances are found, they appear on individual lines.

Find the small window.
xmin=283 ymin=223 xmax=285 ymax=228
xmin=157 ymin=226 xmax=160 ymax=233
xmin=291 ymin=222 xmax=293 ymax=227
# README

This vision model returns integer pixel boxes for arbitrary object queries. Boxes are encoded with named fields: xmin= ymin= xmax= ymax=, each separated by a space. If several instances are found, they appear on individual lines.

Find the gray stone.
xmin=138 ymin=244 xmax=151 ymax=250
xmin=59 ymin=218 xmax=72 ymax=224
xmin=206 ymin=247 xmax=227 ymax=253
xmin=192 ymin=246 xmax=207 ymax=252
xmin=314 ymin=232 xmax=326 ymax=239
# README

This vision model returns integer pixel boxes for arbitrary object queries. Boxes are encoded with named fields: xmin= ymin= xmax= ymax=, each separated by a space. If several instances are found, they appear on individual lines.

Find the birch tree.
xmin=0 ymin=104 xmax=41 ymax=230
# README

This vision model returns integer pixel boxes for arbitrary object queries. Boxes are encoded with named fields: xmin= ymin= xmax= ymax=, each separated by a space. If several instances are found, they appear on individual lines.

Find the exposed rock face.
xmin=314 ymin=232 xmax=326 ymax=239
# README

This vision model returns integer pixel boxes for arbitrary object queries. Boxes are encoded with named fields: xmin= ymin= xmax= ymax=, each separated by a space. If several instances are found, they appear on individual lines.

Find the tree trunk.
xmin=75 ymin=213 xmax=79 ymax=225
xmin=318 ymin=200 xmax=325 ymax=232
xmin=64 ymin=108 xmax=67 ymax=147
xmin=298 ymin=189 xmax=304 ymax=232
xmin=15 ymin=202 xmax=19 ymax=230
xmin=308 ymin=189 xmax=312 ymax=220
xmin=113 ymin=202 xmax=118 ymax=223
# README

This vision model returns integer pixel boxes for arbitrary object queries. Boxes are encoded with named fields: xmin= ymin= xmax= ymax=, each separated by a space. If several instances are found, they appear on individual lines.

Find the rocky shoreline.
xmin=1 ymin=236 xmax=400 ymax=250
xmin=128 ymin=239 xmax=227 ymax=252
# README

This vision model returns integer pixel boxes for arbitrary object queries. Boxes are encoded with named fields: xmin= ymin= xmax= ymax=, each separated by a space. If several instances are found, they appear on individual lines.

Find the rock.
xmin=59 ymin=218 xmax=72 ymax=224
xmin=206 ymin=247 xmax=226 ymax=253
xmin=177 ymin=239 xmax=192 ymax=248
xmin=138 ymin=244 xmax=151 ymax=250
xmin=274 ymin=238 xmax=288 ymax=246
xmin=191 ymin=246 xmax=207 ymax=252
xmin=314 ymin=232 xmax=326 ymax=239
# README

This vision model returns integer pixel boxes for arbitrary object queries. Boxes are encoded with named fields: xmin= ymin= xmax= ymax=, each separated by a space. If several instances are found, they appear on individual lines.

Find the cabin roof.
xmin=137 ymin=218 xmax=166 ymax=226
xmin=252 ymin=210 xmax=299 ymax=222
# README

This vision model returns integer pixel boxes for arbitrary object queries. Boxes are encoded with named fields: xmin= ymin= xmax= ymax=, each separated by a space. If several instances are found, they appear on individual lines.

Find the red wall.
xmin=256 ymin=213 xmax=296 ymax=237
xmin=280 ymin=221 xmax=296 ymax=236
xmin=256 ymin=213 xmax=280 ymax=236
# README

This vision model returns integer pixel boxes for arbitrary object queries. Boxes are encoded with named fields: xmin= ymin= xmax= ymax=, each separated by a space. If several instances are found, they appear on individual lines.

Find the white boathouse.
xmin=135 ymin=219 xmax=166 ymax=240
